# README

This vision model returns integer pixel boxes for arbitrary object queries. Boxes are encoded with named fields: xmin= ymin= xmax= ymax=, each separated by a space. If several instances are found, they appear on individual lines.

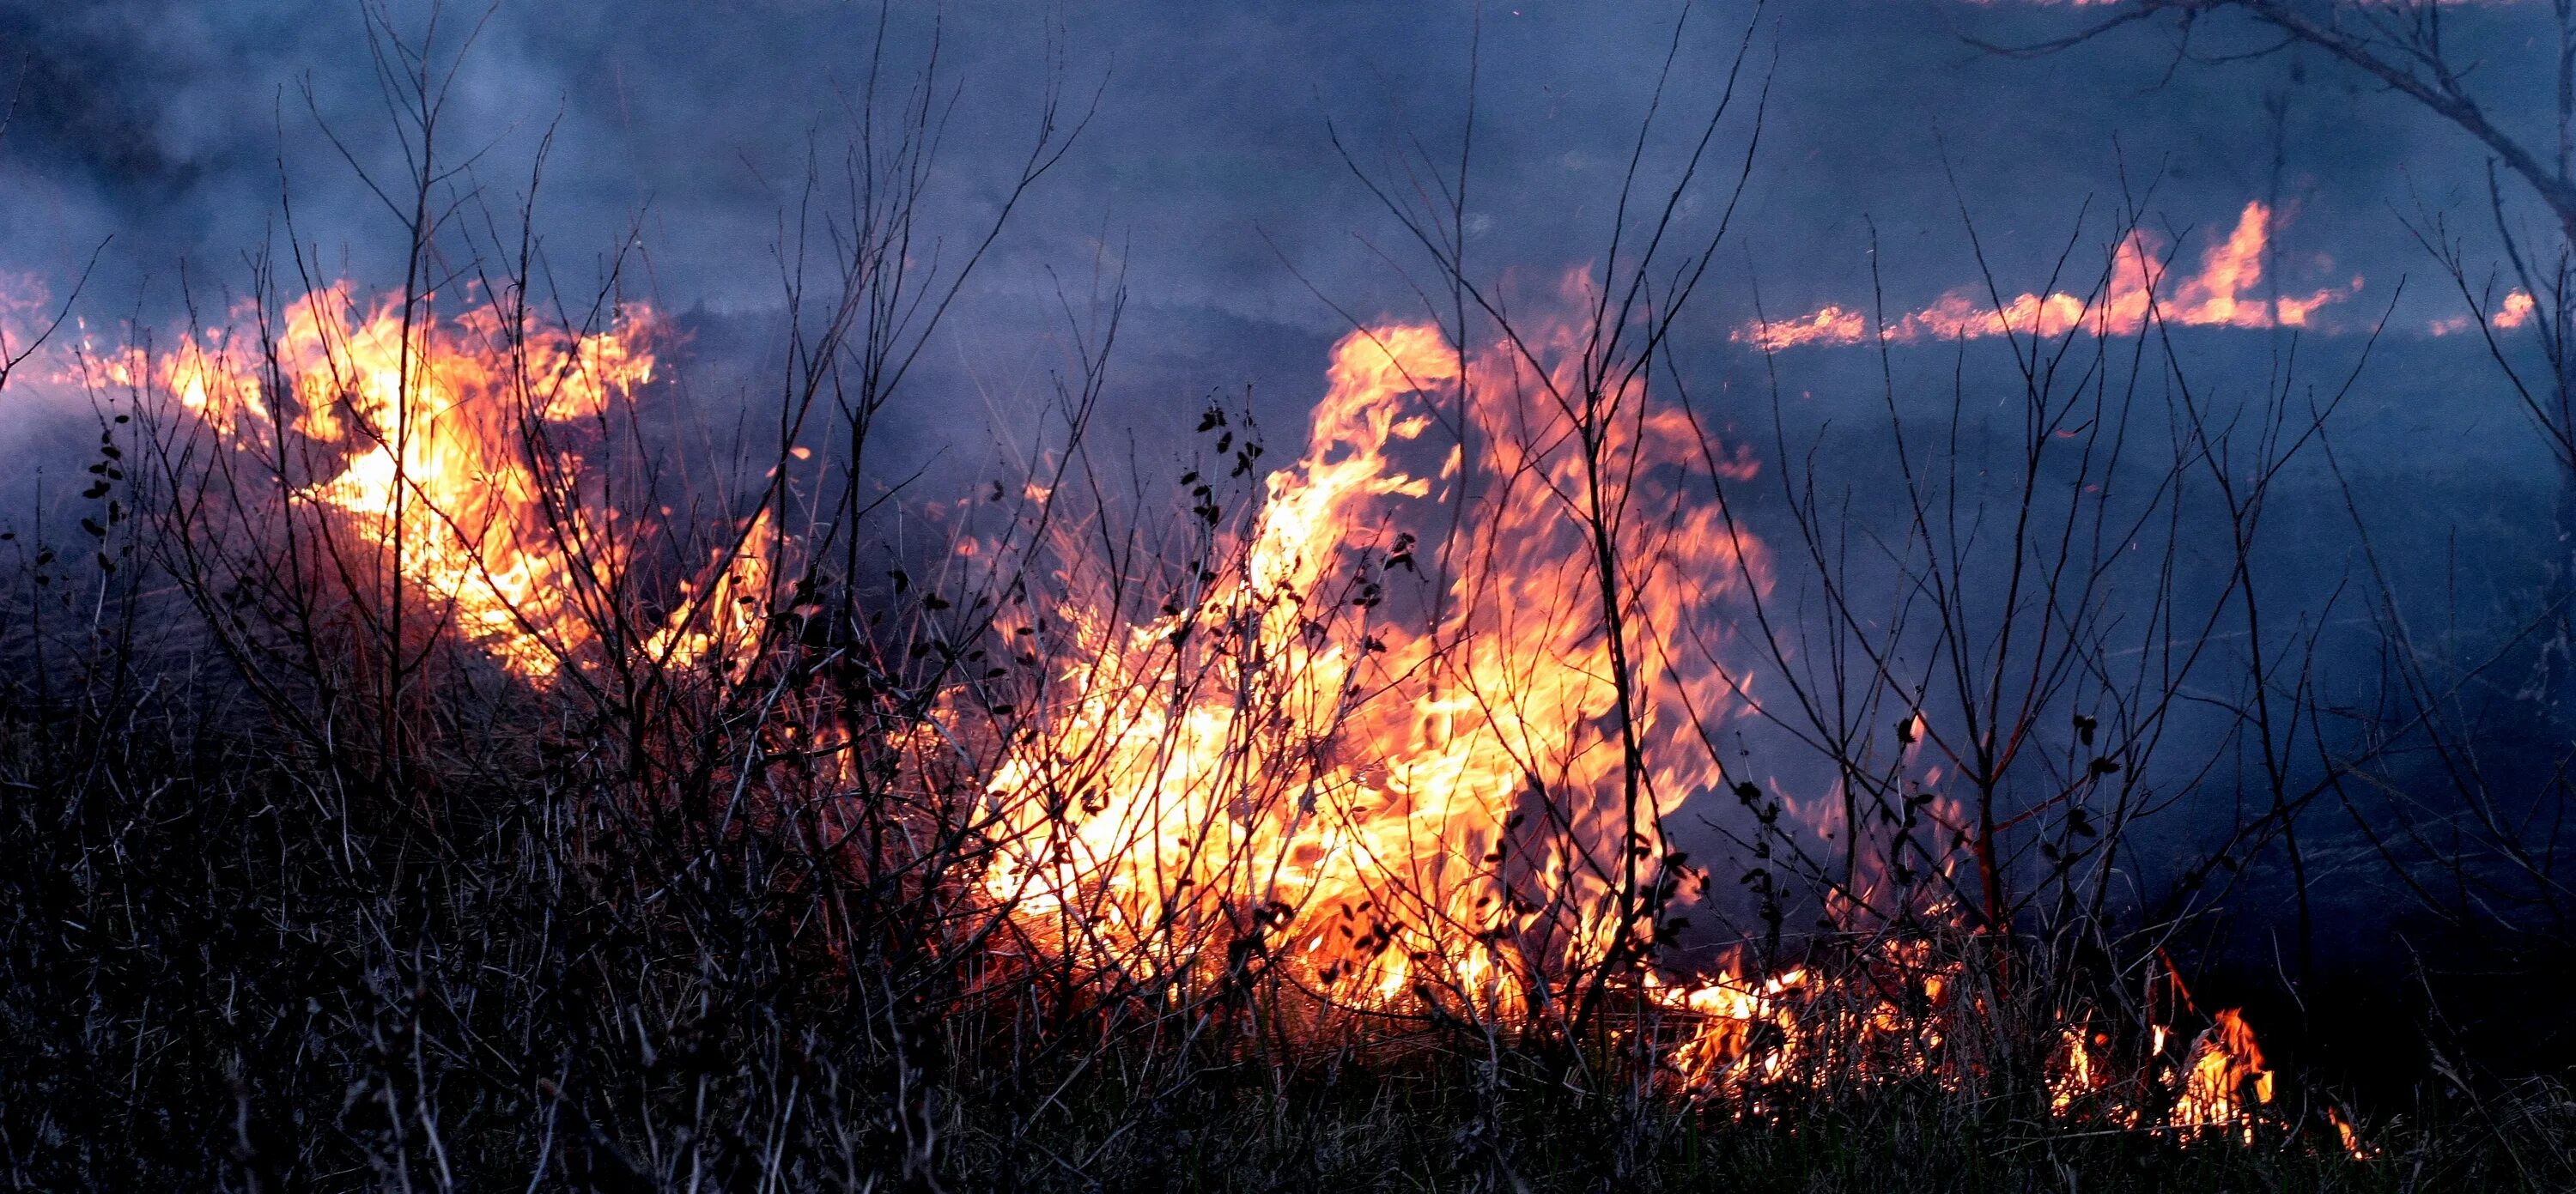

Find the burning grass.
xmin=6 ymin=260 xmax=2550 ymax=1188
xmin=5 ymin=9 xmax=2575 ymax=1185
xmin=1738 ymin=201 xmax=2361 ymax=351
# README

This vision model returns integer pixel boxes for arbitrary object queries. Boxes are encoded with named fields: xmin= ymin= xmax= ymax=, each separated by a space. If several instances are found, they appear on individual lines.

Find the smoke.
xmin=0 ymin=0 xmax=2546 ymax=517
xmin=0 ymin=2 xmax=2539 ymax=330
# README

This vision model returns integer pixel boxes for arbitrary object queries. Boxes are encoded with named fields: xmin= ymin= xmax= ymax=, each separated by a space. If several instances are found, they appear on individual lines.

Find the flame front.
xmin=1742 ymin=203 xmax=2357 ymax=350
xmin=950 ymin=298 xmax=2345 ymax=1142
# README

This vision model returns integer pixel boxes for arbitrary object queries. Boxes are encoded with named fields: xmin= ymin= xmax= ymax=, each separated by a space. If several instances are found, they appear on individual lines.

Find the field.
xmin=6 ymin=2 xmax=2576 ymax=1190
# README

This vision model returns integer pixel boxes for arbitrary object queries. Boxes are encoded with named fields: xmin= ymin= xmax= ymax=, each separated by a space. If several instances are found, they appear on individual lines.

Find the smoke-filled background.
xmin=0 ymin=0 xmax=2550 ymax=372
xmin=2 ymin=0 xmax=2555 ymax=506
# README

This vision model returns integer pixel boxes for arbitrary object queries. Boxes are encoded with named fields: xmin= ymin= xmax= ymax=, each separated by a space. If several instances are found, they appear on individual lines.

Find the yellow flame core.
xmin=982 ymin=308 xmax=1772 ymax=1021
xmin=2172 ymin=1009 xmax=2274 ymax=1142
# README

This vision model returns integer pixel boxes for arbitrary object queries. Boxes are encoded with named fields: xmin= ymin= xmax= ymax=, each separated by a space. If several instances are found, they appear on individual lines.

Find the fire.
xmin=1652 ymin=941 xmax=1971 ymax=1108
xmin=2430 ymin=288 xmax=2537 ymax=336
xmin=978 ymin=301 xmax=1773 ymax=1021
xmin=2172 ymin=1008 xmax=2275 ymax=1142
xmin=944 ymin=295 xmax=2370 ymax=1146
xmin=2327 ymin=1105 xmax=2379 ymax=1160
xmin=1742 ymin=203 xmax=2357 ymax=350
xmin=127 ymin=285 xmax=769 ymax=681
xmin=2050 ymin=1027 xmax=2103 ymax=1117
xmin=47 ymin=269 xmax=2364 ymax=1150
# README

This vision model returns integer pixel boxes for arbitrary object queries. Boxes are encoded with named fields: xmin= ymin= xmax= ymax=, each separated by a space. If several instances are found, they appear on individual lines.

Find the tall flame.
xmin=955 ymin=293 xmax=2342 ymax=1140
xmin=981 ymin=300 xmax=1773 ymax=1020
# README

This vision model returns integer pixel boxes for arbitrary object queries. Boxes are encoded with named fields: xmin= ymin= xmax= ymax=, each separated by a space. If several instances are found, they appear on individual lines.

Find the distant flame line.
xmin=1740 ymin=202 xmax=2361 ymax=351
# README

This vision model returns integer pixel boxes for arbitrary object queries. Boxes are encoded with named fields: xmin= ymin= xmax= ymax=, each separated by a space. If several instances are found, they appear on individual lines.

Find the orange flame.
xmin=2430 ymin=288 xmax=2537 ymax=336
xmin=951 ymin=291 xmax=2331 ymax=1136
xmin=980 ymin=300 xmax=1774 ymax=1018
xmin=1743 ymin=203 xmax=2356 ymax=350
xmin=2172 ymin=1008 xmax=2274 ymax=1141
xmin=2328 ymin=1104 xmax=2379 ymax=1160
xmin=44 ymin=269 xmax=2342 ymax=1146
xmin=144 ymin=286 xmax=769 ymax=680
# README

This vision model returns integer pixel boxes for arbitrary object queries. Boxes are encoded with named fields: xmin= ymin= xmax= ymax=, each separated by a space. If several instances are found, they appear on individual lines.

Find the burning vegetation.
xmin=1739 ymin=201 xmax=2360 ymax=351
xmin=3 ymin=265 xmax=2345 ymax=1161
xmin=6 ymin=4 xmax=2576 ymax=1191
xmin=133 ymin=287 xmax=771 ymax=682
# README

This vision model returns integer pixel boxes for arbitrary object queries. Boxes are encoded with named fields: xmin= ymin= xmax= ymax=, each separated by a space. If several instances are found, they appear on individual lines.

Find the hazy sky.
xmin=2 ymin=0 xmax=2552 ymax=336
